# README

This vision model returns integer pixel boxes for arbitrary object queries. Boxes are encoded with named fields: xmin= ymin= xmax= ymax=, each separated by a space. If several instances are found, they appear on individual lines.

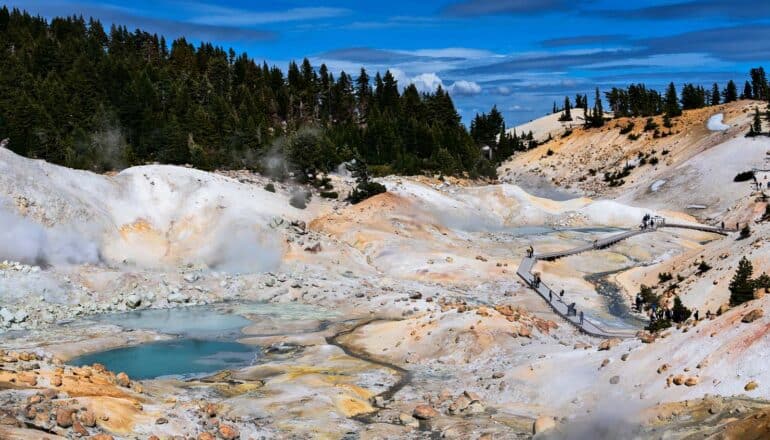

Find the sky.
xmin=9 ymin=0 xmax=770 ymax=126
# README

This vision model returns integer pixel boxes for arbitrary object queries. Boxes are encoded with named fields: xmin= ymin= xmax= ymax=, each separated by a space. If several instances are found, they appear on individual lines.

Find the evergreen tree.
xmin=750 ymin=107 xmax=763 ymax=135
xmin=750 ymin=67 xmax=768 ymax=101
xmin=585 ymin=88 xmax=604 ymax=128
xmin=741 ymin=81 xmax=753 ymax=99
xmin=710 ymin=83 xmax=720 ymax=106
xmin=664 ymin=82 xmax=682 ymax=117
xmin=723 ymin=80 xmax=738 ymax=103
xmin=729 ymin=256 xmax=755 ymax=306
xmin=671 ymin=296 xmax=692 ymax=323
xmin=559 ymin=96 xmax=572 ymax=121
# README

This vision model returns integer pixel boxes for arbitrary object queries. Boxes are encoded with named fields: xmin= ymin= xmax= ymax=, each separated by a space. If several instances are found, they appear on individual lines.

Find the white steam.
xmin=197 ymin=220 xmax=282 ymax=273
xmin=0 ymin=205 xmax=101 ymax=266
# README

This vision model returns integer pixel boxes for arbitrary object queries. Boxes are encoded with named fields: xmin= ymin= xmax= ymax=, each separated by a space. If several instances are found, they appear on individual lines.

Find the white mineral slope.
xmin=505 ymin=111 xmax=595 ymax=143
xmin=382 ymin=177 xmax=683 ymax=231
xmin=0 ymin=147 xmax=309 ymax=271
xmin=620 ymin=134 xmax=770 ymax=220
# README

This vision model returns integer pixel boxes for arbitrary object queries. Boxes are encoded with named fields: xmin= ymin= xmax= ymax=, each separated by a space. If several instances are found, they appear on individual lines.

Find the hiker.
xmin=532 ymin=272 xmax=540 ymax=288
xmin=664 ymin=307 xmax=673 ymax=321
xmin=721 ymin=221 xmax=725 ymax=230
xmin=549 ymin=290 xmax=552 ymax=302
xmin=579 ymin=310 xmax=584 ymax=325
xmin=694 ymin=309 xmax=699 ymax=321
xmin=635 ymin=293 xmax=643 ymax=311
xmin=569 ymin=302 xmax=577 ymax=316
xmin=527 ymin=245 xmax=534 ymax=258
xmin=649 ymin=310 xmax=657 ymax=323
xmin=560 ymin=289 xmax=565 ymax=300
xmin=706 ymin=309 xmax=712 ymax=319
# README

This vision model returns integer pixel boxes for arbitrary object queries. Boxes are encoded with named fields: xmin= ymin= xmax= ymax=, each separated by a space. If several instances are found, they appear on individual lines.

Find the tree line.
xmin=553 ymin=67 xmax=769 ymax=128
xmin=0 ymin=7 xmax=496 ymax=178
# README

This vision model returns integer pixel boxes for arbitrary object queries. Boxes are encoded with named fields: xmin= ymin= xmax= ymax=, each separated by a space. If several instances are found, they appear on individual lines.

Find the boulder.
xmin=533 ymin=416 xmax=556 ymax=434
xmin=115 ymin=372 xmax=130 ymax=387
xmin=448 ymin=396 xmax=471 ymax=414
xmin=672 ymin=375 xmax=686 ymax=386
xmin=89 ymin=435 xmax=114 ymax=440
xmin=598 ymin=338 xmax=621 ymax=351
xmin=742 ymin=309 xmax=764 ymax=323
xmin=167 ymin=292 xmax=190 ymax=303
xmin=609 ymin=375 xmax=620 ymax=385
xmin=73 ymin=420 xmax=89 ymax=436
xmin=398 ymin=413 xmax=419 ymax=428
xmin=125 ymin=295 xmax=142 ymax=309
xmin=56 ymin=408 xmax=75 ymax=428
xmin=413 ymin=404 xmax=439 ymax=420
xmin=218 ymin=424 xmax=240 ymax=440
xmin=745 ymin=381 xmax=759 ymax=391
xmin=198 ymin=433 xmax=215 ymax=440
xmin=80 ymin=411 xmax=96 ymax=427
xmin=684 ymin=376 xmax=699 ymax=386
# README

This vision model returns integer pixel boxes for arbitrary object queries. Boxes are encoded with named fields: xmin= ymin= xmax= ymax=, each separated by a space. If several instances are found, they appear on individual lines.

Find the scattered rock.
xmin=684 ymin=376 xmax=699 ymax=386
xmin=56 ymin=408 xmax=75 ymax=428
xmin=156 ymin=417 xmax=168 ymax=424
xmin=609 ymin=375 xmax=620 ymax=385
xmin=218 ymin=424 xmax=240 ymax=440
xmin=115 ymin=372 xmax=130 ymax=387
xmin=398 ymin=413 xmax=419 ymax=428
xmin=125 ymin=294 xmax=142 ymax=309
xmin=742 ymin=309 xmax=764 ymax=323
xmin=492 ymin=372 xmax=505 ymax=379
xmin=198 ymin=433 xmax=215 ymax=440
xmin=598 ymin=338 xmax=620 ymax=351
xmin=80 ymin=411 xmax=96 ymax=427
xmin=533 ymin=416 xmax=556 ymax=434
xmin=413 ymin=404 xmax=439 ymax=420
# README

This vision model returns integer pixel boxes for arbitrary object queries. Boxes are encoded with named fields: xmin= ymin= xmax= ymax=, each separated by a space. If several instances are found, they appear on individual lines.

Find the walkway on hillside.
xmin=517 ymin=221 xmax=733 ymax=338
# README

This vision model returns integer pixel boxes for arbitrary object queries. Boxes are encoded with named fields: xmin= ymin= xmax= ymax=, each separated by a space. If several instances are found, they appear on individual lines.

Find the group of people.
xmin=641 ymin=213 xmax=659 ymax=230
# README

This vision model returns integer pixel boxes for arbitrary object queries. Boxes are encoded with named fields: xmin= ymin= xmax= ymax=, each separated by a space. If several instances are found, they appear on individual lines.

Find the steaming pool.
xmin=70 ymin=303 xmax=338 ymax=379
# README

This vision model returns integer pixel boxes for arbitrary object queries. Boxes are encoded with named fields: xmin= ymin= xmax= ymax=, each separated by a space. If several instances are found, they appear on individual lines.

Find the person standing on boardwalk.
xmin=579 ymin=311 xmax=584 ymax=325
xmin=549 ymin=290 xmax=552 ymax=302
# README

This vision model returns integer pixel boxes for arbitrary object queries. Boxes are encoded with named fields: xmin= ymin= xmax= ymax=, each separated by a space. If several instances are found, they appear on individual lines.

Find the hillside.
xmin=499 ymin=100 xmax=770 ymax=222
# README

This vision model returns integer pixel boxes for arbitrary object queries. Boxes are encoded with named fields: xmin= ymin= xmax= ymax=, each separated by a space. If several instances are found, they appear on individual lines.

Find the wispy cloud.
xmin=541 ymin=34 xmax=628 ymax=48
xmin=187 ymin=6 xmax=350 ymax=26
xmin=9 ymin=0 xmax=275 ymax=41
xmin=599 ymin=0 xmax=770 ymax=21
xmin=442 ymin=0 xmax=573 ymax=17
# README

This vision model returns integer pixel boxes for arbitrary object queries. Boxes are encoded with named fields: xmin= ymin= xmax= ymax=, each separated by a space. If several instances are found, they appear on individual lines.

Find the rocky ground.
xmin=2 ymin=100 xmax=770 ymax=439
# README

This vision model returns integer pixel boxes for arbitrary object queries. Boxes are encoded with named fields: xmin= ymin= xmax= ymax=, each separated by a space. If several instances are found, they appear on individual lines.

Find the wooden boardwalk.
xmin=517 ymin=222 xmax=733 ymax=338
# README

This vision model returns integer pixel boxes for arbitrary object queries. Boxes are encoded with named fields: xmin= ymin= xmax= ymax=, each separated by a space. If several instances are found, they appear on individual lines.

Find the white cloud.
xmin=495 ymin=86 xmax=512 ymax=95
xmin=386 ymin=69 xmax=481 ymax=96
xmin=412 ymin=73 xmax=445 ymax=93
xmin=448 ymin=80 xmax=482 ymax=95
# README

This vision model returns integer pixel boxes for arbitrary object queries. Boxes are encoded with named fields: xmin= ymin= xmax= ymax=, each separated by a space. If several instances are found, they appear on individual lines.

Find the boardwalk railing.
xmin=518 ymin=221 xmax=733 ymax=338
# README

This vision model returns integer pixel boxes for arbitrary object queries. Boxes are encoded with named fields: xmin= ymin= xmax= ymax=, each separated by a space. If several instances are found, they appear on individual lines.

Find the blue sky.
xmin=9 ymin=0 xmax=770 ymax=126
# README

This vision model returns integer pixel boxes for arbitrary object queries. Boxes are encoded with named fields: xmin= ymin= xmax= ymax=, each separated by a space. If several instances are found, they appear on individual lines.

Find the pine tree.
xmin=750 ymin=107 xmax=763 ymax=135
xmin=664 ymin=82 xmax=681 ymax=117
xmin=559 ymin=96 xmax=572 ymax=121
xmin=729 ymin=256 xmax=755 ymax=306
xmin=710 ymin=83 xmax=720 ymax=106
xmin=723 ymin=80 xmax=738 ymax=103
xmin=750 ymin=67 xmax=768 ymax=101
xmin=742 ymin=81 xmax=753 ymax=99
xmin=671 ymin=296 xmax=692 ymax=323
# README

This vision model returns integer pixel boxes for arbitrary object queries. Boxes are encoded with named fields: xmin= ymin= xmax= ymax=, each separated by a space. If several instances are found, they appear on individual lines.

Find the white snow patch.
xmin=707 ymin=113 xmax=729 ymax=131
xmin=650 ymin=180 xmax=666 ymax=192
